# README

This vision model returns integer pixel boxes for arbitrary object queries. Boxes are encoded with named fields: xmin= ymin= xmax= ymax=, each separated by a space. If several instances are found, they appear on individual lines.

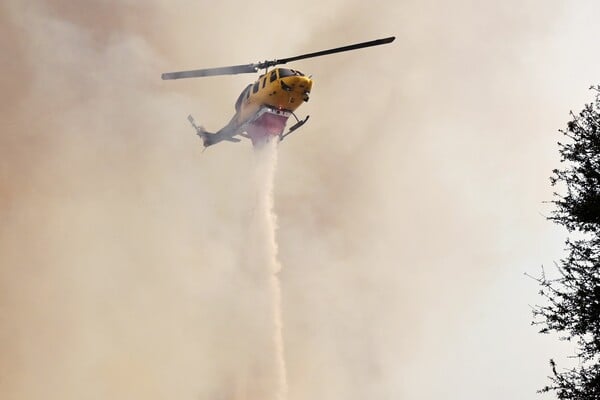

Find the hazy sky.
xmin=2 ymin=1 xmax=600 ymax=399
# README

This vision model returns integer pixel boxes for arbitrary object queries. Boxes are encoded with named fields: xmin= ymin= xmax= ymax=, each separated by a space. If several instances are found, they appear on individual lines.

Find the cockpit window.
xmin=278 ymin=68 xmax=304 ymax=78
xmin=278 ymin=68 xmax=294 ymax=78
xmin=270 ymin=70 xmax=277 ymax=82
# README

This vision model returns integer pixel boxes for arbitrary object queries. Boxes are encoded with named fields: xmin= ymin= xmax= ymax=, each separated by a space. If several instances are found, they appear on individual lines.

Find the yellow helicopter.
xmin=162 ymin=36 xmax=395 ymax=148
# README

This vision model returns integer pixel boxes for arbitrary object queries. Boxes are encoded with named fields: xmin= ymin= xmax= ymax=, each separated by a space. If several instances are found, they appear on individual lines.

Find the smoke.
xmin=3 ymin=0 xmax=600 ymax=400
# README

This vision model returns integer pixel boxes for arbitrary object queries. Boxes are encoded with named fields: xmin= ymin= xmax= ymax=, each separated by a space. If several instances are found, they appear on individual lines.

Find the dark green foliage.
xmin=534 ymin=86 xmax=600 ymax=400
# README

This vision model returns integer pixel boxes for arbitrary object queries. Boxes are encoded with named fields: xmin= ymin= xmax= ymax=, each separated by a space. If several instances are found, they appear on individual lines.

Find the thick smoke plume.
xmin=3 ymin=1 xmax=600 ymax=400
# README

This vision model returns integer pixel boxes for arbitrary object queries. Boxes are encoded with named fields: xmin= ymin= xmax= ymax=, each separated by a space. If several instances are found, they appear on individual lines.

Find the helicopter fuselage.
xmin=234 ymin=68 xmax=312 ymax=125
xmin=201 ymin=68 xmax=312 ymax=146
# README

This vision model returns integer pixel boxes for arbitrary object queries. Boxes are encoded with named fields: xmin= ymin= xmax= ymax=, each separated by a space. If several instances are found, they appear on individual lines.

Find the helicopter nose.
xmin=299 ymin=76 xmax=312 ymax=91
xmin=281 ymin=80 xmax=293 ymax=92
xmin=297 ymin=77 xmax=310 ymax=88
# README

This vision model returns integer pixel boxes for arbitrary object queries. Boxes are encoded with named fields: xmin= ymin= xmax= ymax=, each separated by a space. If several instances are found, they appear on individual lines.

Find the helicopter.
xmin=161 ymin=36 xmax=395 ymax=148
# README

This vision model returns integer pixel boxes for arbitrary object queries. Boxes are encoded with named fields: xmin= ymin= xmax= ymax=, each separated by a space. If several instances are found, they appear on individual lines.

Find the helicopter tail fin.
xmin=188 ymin=114 xmax=211 ymax=147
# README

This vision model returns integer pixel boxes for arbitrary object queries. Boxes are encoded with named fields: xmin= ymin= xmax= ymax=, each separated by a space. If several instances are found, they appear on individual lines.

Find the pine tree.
xmin=534 ymin=86 xmax=600 ymax=399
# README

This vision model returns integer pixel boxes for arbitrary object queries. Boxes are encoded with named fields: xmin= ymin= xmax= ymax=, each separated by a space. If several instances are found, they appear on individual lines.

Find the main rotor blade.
xmin=161 ymin=36 xmax=395 ymax=79
xmin=264 ymin=36 xmax=395 ymax=68
xmin=161 ymin=63 xmax=258 ymax=80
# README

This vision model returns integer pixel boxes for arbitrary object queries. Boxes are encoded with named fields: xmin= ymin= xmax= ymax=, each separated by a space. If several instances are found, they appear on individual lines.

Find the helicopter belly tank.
xmin=246 ymin=107 xmax=290 ymax=146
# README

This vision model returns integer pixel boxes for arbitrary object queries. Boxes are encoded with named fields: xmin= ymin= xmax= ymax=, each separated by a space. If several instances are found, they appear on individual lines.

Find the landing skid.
xmin=280 ymin=114 xmax=310 ymax=142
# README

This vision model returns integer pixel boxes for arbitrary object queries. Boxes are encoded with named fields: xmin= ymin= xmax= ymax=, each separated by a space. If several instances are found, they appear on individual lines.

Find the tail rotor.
xmin=188 ymin=115 xmax=210 ymax=147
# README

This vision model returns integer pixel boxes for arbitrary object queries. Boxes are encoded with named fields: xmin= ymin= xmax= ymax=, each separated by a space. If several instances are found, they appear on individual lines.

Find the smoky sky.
xmin=2 ymin=1 xmax=600 ymax=399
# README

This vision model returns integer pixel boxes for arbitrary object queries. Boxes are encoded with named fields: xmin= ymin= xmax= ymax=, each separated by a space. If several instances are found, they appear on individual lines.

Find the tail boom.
xmin=188 ymin=114 xmax=241 ymax=147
